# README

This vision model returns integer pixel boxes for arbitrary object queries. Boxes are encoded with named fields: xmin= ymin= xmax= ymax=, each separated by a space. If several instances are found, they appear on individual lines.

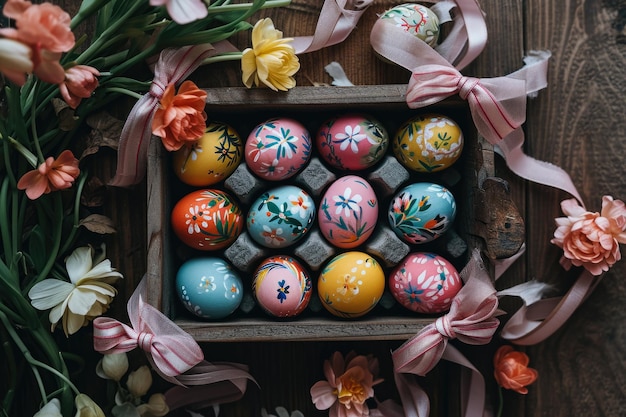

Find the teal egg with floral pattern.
xmin=247 ymin=185 xmax=316 ymax=248
xmin=176 ymin=257 xmax=243 ymax=320
xmin=388 ymin=182 xmax=456 ymax=244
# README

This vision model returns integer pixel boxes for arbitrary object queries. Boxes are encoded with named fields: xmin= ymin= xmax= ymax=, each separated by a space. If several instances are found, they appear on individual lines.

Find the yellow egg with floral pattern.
xmin=393 ymin=114 xmax=464 ymax=173
xmin=317 ymin=251 xmax=385 ymax=318
xmin=172 ymin=122 xmax=243 ymax=186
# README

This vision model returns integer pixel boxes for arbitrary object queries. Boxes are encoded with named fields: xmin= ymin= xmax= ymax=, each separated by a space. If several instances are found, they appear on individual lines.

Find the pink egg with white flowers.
xmin=245 ymin=117 xmax=312 ymax=181
xmin=316 ymin=113 xmax=389 ymax=171
xmin=318 ymin=175 xmax=378 ymax=248
xmin=389 ymin=252 xmax=462 ymax=314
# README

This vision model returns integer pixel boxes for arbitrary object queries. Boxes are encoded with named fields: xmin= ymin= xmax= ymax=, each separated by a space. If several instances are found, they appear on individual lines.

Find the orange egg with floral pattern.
xmin=172 ymin=122 xmax=243 ymax=186
xmin=171 ymin=189 xmax=243 ymax=251
xmin=317 ymin=251 xmax=385 ymax=318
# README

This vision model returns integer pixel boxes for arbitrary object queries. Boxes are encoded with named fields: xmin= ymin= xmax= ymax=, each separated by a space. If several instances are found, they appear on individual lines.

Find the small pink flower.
xmin=59 ymin=65 xmax=100 ymax=109
xmin=551 ymin=196 xmax=626 ymax=275
xmin=149 ymin=0 xmax=208 ymax=25
xmin=310 ymin=351 xmax=383 ymax=417
xmin=17 ymin=150 xmax=80 ymax=200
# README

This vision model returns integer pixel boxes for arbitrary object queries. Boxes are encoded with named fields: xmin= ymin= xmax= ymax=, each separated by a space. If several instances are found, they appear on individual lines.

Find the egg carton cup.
xmin=146 ymin=85 xmax=489 ymax=342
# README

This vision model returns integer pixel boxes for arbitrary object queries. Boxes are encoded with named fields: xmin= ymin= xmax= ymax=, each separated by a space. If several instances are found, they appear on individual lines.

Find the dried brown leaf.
xmin=80 ymin=112 xmax=124 ymax=159
xmin=51 ymin=98 xmax=79 ymax=131
xmin=80 ymin=176 xmax=107 ymax=207
xmin=79 ymin=214 xmax=117 ymax=234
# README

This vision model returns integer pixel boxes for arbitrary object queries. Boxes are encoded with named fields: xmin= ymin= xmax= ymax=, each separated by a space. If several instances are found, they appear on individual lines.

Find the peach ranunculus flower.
xmin=493 ymin=345 xmax=538 ymax=395
xmin=551 ymin=195 xmax=626 ymax=276
xmin=59 ymin=65 xmax=101 ymax=109
xmin=0 ymin=37 xmax=33 ymax=86
xmin=310 ymin=351 xmax=383 ymax=417
xmin=241 ymin=18 xmax=300 ymax=92
xmin=0 ymin=0 xmax=75 ymax=84
xmin=151 ymin=80 xmax=208 ymax=152
xmin=149 ymin=0 xmax=208 ymax=25
xmin=17 ymin=149 xmax=80 ymax=200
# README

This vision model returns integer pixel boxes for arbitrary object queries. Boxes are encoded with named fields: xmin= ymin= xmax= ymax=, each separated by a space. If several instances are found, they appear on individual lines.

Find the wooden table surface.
xmin=58 ymin=0 xmax=626 ymax=416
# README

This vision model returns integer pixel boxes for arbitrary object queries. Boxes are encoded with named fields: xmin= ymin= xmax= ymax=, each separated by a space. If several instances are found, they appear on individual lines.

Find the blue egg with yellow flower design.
xmin=388 ymin=182 xmax=456 ymax=244
xmin=247 ymin=185 xmax=315 ymax=248
xmin=176 ymin=257 xmax=243 ymax=320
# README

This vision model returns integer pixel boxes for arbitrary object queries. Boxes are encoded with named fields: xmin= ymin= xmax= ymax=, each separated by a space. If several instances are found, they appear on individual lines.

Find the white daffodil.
xmin=28 ymin=245 xmax=123 ymax=336
xmin=33 ymin=399 xmax=62 ymax=417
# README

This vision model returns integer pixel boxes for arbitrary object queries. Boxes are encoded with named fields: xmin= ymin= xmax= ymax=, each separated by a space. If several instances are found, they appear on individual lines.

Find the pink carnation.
xmin=310 ymin=351 xmax=383 ymax=417
xmin=551 ymin=196 xmax=626 ymax=275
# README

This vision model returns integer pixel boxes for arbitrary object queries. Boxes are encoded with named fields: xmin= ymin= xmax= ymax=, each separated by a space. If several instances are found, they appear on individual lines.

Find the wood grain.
xmin=52 ymin=0 xmax=626 ymax=416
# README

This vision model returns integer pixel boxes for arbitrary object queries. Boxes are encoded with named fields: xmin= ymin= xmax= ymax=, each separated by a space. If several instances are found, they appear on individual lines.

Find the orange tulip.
xmin=152 ymin=80 xmax=207 ymax=152
xmin=493 ymin=345 xmax=538 ymax=394
xmin=17 ymin=150 xmax=80 ymax=200
xmin=0 ymin=0 xmax=75 ymax=84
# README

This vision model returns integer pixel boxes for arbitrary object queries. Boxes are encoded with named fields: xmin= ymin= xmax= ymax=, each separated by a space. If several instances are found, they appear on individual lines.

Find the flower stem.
xmin=202 ymin=52 xmax=244 ymax=66
xmin=496 ymin=386 xmax=503 ymax=417
xmin=103 ymin=87 xmax=144 ymax=101
xmin=207 ymin=0 xmax=291 ymax=12
xmin=0 ymin=133 xmax=38 ymax=168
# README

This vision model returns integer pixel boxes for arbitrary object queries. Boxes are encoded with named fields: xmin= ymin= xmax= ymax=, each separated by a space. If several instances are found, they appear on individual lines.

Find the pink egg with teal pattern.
xmin=247 ymin=185 xmax=315 ymax=248
xmin=316 ymin=113 xmax=389 ymax=171
xmin=318 ymin=175 xmax=378 ymax=248
xmin=389 ymin=252 xmax=462 ymax=314
xmin=253 ymin=255 xmax=312 ymax=318
xmin=388 ymin=182 xmax=456 ymax=244
xmin=245 ymin=117 xmax=312 ymax=180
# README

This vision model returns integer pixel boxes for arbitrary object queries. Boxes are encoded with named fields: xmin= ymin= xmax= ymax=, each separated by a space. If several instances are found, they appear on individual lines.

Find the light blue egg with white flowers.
xmin=176 ymin=257 xmax=243 ymax=320
xmin=247 ymin=185 xmax=316 ymax=248
xmin=388 ymin=182 xmax=456 ymax=244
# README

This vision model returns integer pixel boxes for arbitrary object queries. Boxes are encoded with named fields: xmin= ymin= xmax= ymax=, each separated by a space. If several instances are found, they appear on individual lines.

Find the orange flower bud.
xmin=493 ymin=345 xmax=538 ymax=394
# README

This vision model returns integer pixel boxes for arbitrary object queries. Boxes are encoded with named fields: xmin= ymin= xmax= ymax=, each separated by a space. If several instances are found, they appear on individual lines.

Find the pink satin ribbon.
xmin=110 ymin=43 xmax=223 ymax=188
xmin=291 ymin=0 xmax=373 ymax=54
xmin=391 ymin=251 xmax=498 ymax=417
xmin=93 ymin=277 xmax=204 ymax=378
xmin=370 ymin=0 xmax=487 ymax=71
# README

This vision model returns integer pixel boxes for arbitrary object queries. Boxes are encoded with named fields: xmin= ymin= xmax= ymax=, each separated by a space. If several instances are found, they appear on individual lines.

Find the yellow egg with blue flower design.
xmin=172 ymin=121 xmax=243 ymax=186
xmin=317 ymin=251 xmax=385 ymax=318
xmin=393 ymin=113 xmax=464 ymax=172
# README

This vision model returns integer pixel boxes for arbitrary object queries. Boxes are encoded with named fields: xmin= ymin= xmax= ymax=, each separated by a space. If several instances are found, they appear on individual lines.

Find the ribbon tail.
xmin=292 ymin=0 xmax=372 ymax=54
xmin=393 ymin=372 xmax=430 ymax=417
xmin=495 ymin=129 xmax=584 ymax=205
xmin=441 ymin=344 xmax=488 ymax=417
xmin=444 ymin=0 xmax=487 ymax=70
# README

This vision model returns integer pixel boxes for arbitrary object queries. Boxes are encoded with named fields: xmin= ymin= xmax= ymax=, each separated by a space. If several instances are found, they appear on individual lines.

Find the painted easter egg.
xmin=379 ymin=3 xmax=440 ymax=47
xmin=252 ymin=255 xmax=312 ymax=318
xmin=393 ymin=113 xmax=464 ymax=173
xmin=171 ymin=122 xmax=243 ymax=186
xmin=247 ymin=185 xmax=315 ymax=248
xmin=245 ymin=117 xmax=312 ymax=181
xmin=176 ymin=257 xmax=243 ymax=319
xmin=316 ymin=113 xmax=389 ymax=171
xmin=171 ymin=189 xmax=243 ymax=250
xmin=318 ymin=175 xmax=378 ymax=248
xmin=317 ymin=251 xmax=385 ymax=318
xmin=389 ymin=252 xmax=462 ymax=314
xmin=388 ymin=182 xmax=456 ymax=244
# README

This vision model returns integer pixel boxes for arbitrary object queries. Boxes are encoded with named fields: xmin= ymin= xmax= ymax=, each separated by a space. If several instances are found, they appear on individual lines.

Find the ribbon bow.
xmin=110 ymin=43 xmax=223 ymax=187
xmin=392 ymin=250 xmax=499 ymax=376
xmin=93 ymin=278 xmax=204 ymax=378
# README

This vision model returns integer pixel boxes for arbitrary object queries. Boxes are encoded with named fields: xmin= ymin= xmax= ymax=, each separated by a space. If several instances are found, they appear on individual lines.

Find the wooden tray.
xmin=145 ymin=84 xmax=505 ymax=342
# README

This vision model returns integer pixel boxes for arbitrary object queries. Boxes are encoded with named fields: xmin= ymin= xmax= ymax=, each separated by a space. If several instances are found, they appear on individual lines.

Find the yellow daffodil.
xmin=74 ymin=394 xmax=105 ymax=417
xmin=241 ymin=18 xmax=300 ymax=91
xmin=33 ymin=399 xmax=63 ymax=417
xmin=28 ymin=246 xmax=123 ymax=336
